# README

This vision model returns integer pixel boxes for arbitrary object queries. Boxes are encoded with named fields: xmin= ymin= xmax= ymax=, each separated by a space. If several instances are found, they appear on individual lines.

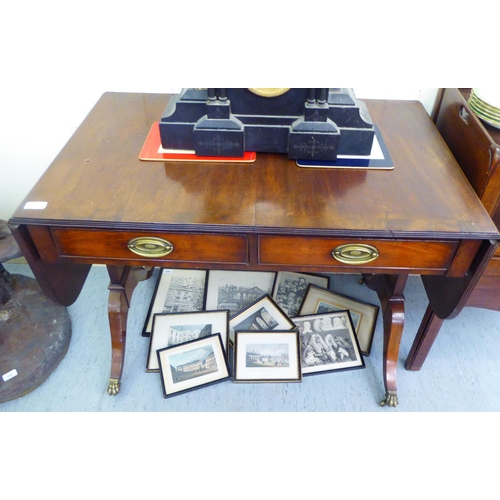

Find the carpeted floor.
xmin=2 ymin=263 xmax=500 ymax=412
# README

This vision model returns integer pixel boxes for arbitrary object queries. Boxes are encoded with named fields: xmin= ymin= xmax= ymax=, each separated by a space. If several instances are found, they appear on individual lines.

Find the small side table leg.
xmin=379 ymin=295 xmax=405 ymax=407
xmin=364 ymin=274 xmax=408 ymax=407
xmin=107 ymin=286 xmax=128 ymax=395
xmin=106 ymin=266 xmax=153 ymax=395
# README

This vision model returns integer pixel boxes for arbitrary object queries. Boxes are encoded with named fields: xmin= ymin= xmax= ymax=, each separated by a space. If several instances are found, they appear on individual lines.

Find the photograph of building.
xmin=218 ymin=285 xmax=269 ymax=315
xmin=246 ymin=344 xmax=289 ymax=368
xmin=162 ymin=275 xmax=206 ymax=313
xmin=168 ymin=324 xmax=212 ymax=346
xmin=169 ymin=346 xmax=217 ymax=383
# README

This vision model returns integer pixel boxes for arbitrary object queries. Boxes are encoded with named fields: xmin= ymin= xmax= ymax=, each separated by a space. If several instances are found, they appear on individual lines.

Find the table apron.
xmin=22 ymin=225 xmax=480 ymax=277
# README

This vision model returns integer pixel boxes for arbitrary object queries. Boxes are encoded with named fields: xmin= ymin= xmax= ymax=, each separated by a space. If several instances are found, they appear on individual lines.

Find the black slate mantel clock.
xmin=159 ymin=88 xmax=375 ymax=161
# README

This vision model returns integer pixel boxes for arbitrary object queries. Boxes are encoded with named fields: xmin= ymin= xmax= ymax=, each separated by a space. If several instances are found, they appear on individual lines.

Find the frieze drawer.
xmin=258 ymin=236 xmax=459 ymax=271
xmin=52 ymin=229 xmax=249 ymax=264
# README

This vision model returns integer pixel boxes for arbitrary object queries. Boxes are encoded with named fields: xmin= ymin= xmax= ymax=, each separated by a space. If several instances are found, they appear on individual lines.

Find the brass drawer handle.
xmin=127 ymin=237 xmax=174 ymax=258
xmin=332 ymin=243 xmax=379 ymax=265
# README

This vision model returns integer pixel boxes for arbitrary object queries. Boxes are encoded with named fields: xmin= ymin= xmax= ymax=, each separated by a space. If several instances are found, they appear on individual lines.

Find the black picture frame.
xmin=291 ymin=310 xmax=365 ymax=376
xmin=233 ymin=330 xmax=302 ymax=383
xmin=157 ymin=333 xmax=230 ymax=399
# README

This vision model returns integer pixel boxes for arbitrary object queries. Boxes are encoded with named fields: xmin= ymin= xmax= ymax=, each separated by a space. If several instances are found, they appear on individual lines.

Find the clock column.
xmin=193 ymin=88 xmax=245 ymax=156
xmin=288 ymin=88 xmax=341 ymax=160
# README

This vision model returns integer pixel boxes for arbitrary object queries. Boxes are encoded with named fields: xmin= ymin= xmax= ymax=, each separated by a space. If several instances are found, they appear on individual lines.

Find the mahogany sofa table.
xmin=9 ymin=92 xmax=499 ymax=407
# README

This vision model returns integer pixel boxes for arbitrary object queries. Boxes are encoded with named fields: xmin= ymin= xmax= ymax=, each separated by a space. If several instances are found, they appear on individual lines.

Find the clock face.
xmin=248 ymin=88 xmax=291 ymax=98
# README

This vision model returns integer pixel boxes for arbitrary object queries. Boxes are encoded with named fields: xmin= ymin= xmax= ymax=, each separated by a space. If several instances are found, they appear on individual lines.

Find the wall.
xmin=0 ymin=2 xmax=448 ymax=222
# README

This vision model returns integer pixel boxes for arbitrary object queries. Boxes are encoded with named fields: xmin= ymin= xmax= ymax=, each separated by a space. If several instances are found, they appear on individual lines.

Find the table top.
xmin=10 ymin=92 xmax=499 ymax=241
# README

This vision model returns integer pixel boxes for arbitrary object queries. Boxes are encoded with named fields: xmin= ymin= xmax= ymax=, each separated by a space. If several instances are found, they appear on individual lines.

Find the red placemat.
xmin=139 ymin=122 xmax=257 ymax=163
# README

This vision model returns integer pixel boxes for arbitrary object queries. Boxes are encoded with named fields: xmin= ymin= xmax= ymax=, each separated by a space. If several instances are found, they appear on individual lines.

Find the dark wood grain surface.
xmin=10 ymin=93 xmax=498 ymax=241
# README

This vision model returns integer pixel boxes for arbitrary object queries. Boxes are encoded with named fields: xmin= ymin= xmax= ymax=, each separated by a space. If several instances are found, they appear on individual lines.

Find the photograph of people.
xmin=273 ymin=272 xmax=329 ymax=317
xmin=293 ymin=311 xmax=364 ymax=375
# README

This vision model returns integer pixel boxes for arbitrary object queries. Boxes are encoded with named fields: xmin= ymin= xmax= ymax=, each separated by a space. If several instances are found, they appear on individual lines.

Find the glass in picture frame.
xmin=291 ymin=310 xmax=365 ymax=376
xmin=147 ymin=309 xmax=229 ymax=372
xmin=233 ymin=330 xmax=302 ymax=383
xmin=157 ymin=333 xmax=230 ymax=398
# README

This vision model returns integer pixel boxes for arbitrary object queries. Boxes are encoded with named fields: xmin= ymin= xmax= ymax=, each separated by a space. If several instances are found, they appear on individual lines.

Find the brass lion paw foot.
xmin=107 ymin=378 xmax=120 ymax=396
xmin=380 ymin=391 xmax=398 ymax=407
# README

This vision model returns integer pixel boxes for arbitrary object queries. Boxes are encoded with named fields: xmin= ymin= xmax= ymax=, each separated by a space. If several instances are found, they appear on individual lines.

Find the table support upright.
xmin=364 ymin=273 xmax=408 ymax=407
xmin=106 ymin=265 xmax=153 ymax=395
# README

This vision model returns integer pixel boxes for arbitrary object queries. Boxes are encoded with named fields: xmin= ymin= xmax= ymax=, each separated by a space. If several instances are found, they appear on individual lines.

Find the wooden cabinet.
xmin=435 ymin=89 xmax=500 ymax=309
xmin=406 ymin=88 xmax=500 ymax=370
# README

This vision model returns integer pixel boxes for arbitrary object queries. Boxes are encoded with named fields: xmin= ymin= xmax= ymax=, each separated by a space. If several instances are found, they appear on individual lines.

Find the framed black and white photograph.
xmin=272 ymin=271 xmax=330 ymax=317
xmin=229 ymin=294 xmax=296 ymax=345
xmin=291 ymin=310 xmax=365 ymax=376
xmin=157 ymin=333 xmax=230 ymax=398
xmin=204 ymin=270 xmax=276 ymax=316
xmin=147 ymin=310 xmax=229 ymax=372
xmin=142 ymin=269 xmax=207 ymax=337
xmin=233 ymin=330 xmax=301 ymax=383
xmin=298 ymin=284 xmax=379 ymax=356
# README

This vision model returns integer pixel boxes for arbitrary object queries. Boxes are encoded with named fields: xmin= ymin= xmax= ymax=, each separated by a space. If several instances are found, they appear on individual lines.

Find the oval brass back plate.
xmin=127 ymin=237 xmax=174 ymax=258
xmin=332 ymin=243 xmax=379 ymax=265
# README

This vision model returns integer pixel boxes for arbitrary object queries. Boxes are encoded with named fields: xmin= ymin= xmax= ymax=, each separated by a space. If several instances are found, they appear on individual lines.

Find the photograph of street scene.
xmin=161 ymin=273 xmax=206 ymax=313
xmin=169 ymin=345 xmax=217 ymax=384
xmin=143 ymin=269 xmax=206 ymax=336
xmin=206 ymin=270 xmax=275 ymax=315
xmin=246 ymin=343 xmax=290 ymax=368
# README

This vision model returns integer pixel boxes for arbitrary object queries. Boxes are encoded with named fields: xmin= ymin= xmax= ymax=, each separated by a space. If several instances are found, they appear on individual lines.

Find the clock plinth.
xmin=289 ymin=117 xmax=341 ymax=161
xmin=193 ymin=98 xmax=245 ymax=156
xmin=159 ymin=88 xmax=375 ymax=161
